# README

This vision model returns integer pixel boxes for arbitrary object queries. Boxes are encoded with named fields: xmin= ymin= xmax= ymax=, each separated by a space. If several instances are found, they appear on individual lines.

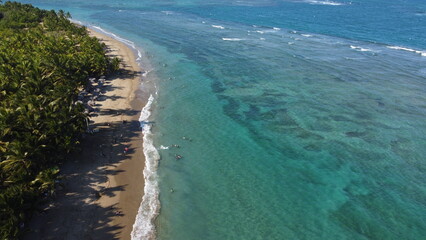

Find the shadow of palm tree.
xmin=23 ymin=118 xmax=142 ymax=240
xmin=96 ymin=109 xmax=140 ymax=117
xmin=21 ymin=30 xmax=148 ymax=240
xmin=23 ymin=67 xmax=144 ymax=239
xmin=116 ymin=68 xmax=142 ymax=79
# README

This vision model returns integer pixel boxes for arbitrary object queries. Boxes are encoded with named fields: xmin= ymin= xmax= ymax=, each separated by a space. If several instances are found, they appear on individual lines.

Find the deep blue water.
xmin=17 ymin=0 xmax=426 ymax=239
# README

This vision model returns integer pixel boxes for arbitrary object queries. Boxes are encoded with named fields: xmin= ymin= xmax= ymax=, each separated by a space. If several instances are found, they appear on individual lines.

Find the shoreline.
xmin=88 ymin=28 xmax=147 ymax=240
xmin=24 ymin=27 xmax=146 ymax=240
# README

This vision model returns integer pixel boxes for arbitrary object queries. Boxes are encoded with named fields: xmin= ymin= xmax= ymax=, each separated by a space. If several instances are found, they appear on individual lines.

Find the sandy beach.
xmin=24 ymin=28 xmax=145 ymax=240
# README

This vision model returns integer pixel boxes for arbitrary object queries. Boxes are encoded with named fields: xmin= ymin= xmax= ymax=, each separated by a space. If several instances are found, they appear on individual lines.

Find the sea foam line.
xmin=387 ymin=46 xmax=426 ymax=57
xmin=252 ymin=28 xmax=280 ymax=34
xmin=131 ymin=94 xmax=160 ymax=240
xmin=306 ymin=0 xmax=344 ymax=6
xmin=222 ymin=38 xmax=244 ymax=41
xmin=350 ymin=45 xmax=374 ymax=52
xmin=136 ymin=50 xmax=143 ymax=61
xmin=212 ymin=25 xmax=225 ymax=29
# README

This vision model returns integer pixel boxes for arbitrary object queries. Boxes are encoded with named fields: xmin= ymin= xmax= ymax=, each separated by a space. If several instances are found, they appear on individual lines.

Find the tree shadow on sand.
xmin=116 ymin=68 xmax=143 ymax=80
xmin=23 ymin=70 xmax=143 ymax=240
xmin=23 ymin=120 xmax=141 ymax=240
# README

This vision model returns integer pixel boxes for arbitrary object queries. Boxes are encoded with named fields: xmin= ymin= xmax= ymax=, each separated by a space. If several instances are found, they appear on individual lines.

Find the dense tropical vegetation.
xmin=0 ymin=1 xmax=119 ymax=238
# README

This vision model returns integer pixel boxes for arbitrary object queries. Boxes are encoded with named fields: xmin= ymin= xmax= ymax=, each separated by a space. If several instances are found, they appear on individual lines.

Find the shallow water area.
xmin=16 ymin=0 xmax=426 ymax=239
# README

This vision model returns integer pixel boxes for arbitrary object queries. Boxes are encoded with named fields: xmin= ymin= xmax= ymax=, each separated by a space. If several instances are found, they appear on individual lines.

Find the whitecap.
xmin=255 ymin=28 xmax=280 ymax=34
xmin=260 ymin=38 xmax=266 ymax=41
xmin=139 ymin=95 xmax=154 ymax=131
xmin=273 ymin=27 xmax=281 ymax=30
xmin=131 ymin=95 xmax=160 ymax=240
xmin=142 ymin=69 xmax=152 ymax=78
xmin=306 ymin=0 xmax=344 ymax=6
xmin=301 ymin=34 xmax=313 ymax=37
xmin=159 ymin=145 xmax=169 ymax=150
xmin=387 ymin=46 xmax=426 ymax=57
xmin=136 ymin=50 xmax=143 ymax=61
xmin=350 ymin=45 xmax=374 ymax=52
xmin=212 ymin=25 xmax=225 ymax=29
xmin=161 ymin=11 xmax=173 ymax=15
xmin=222 ymin=38 xmax=244 ymax=41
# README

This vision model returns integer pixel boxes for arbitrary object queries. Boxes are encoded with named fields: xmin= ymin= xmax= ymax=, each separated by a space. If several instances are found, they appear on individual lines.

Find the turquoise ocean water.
xmin=18 ymin=0 xmax=426 ymax=239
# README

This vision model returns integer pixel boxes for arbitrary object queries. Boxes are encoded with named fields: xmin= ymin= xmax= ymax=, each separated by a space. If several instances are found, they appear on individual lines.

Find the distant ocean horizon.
xmin=18 ymin=0 xmax=426 ymax=239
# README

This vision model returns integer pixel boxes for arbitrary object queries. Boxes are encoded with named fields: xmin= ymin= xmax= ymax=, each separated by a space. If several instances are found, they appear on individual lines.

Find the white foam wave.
xmin=131 ymin=94 xmax=160 ymax=240
xmin=212 ymin=25 xmax=225 ymax=29
xmin=253 ymin=28 xmax=280 ymax=34
xmin=260 ymin=38 xmax=266 ymax=41
xmin=161 ymin=11 xmax=174 ymax=15
xmin=301 ymin=34 xmax=313 ymax=37
xmin=142 ymin=69 xmax=152 ymax=78
xmin=136 ymin=50 xmax=143 ymax=61
xmin=159 ymin=145 xmax=169 ymax=150
xmin=306 ymin=0 xmax=343 ymax=6
xmin=222 ymin=38 xmax=244 ymax=41
xmin=387 ymin=46 xmax=426 ymax=57
xmin=350 ymin=45 xmax=374 ymax=52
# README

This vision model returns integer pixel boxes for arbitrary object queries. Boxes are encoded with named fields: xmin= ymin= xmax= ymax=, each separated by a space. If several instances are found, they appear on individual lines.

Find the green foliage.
xmin=31 ymin=167 xmax=60 ymax=193
xmin=0 ymin=2 xmax=119 ymax=238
